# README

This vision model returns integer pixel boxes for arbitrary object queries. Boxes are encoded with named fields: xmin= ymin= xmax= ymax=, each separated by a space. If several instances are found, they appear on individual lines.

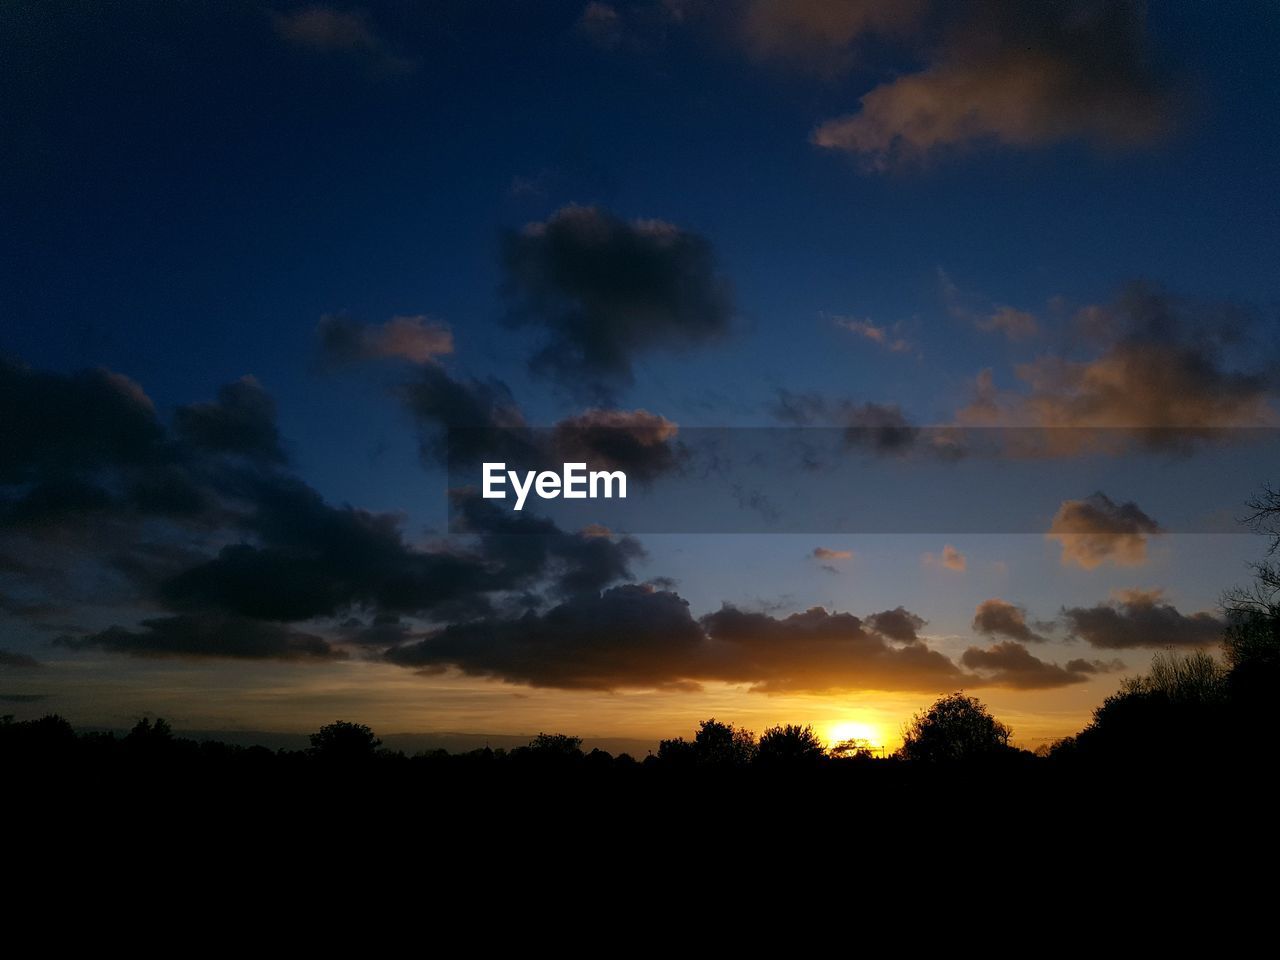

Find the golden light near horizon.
xmin=826 ymin=720 xmax=885 ymax=752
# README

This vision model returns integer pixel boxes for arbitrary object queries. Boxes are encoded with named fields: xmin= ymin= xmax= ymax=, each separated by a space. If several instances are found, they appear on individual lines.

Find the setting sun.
xmin=826 ymin=721 xmax=885 ymax=752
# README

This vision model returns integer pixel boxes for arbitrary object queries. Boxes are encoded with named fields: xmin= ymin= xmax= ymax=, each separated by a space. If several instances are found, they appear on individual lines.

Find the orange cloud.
xmin=924 ymin=544 xmax=966 ymax=572
xmin=812 ymin=2 xmax=1179 ymax=168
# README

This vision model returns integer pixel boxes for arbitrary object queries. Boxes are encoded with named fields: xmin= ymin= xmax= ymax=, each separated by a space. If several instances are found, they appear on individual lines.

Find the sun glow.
xmin=826 ymin=720 xmax=885 ymax=752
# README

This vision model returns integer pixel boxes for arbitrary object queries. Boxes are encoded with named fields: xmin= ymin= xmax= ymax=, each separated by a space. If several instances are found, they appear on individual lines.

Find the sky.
xmin=2 ymin=0 xmax=1279 ymax=753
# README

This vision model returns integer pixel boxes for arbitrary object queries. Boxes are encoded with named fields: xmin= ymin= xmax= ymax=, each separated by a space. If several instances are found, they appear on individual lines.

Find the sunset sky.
xmin=3 ymin=1 xmax=1279 ymax=753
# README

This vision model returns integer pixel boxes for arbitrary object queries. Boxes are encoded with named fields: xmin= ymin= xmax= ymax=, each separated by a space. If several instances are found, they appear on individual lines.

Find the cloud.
xmin=773 ymin=391 xmax=919 ymax=455
xmin=1061 ymin=589 xmax=1225 ymax=649
xmin=812 ymin=0 xmax=1180 ymax=168
xmin=273 ymin=6 xmax=416 ymax=73
xmin=174 ymin=376 xmax=286 ymax=466
xmin=0 ymin=359 xmax=163 ymax=485
xmin=1048 ymin=493 xmax=1160 ymax=569
xmin=977 ymin=307 xmax=1039 ymax=341
xmin=961 ymin=641 xmax=1095 ymax=689
xmin=973 ymin=598 xmax=1047 ymax=643
xmin=736 ymin=0 xmax=925 ymax=69
xmin=833 ymin=316 xmax=911 ymax=353
xmin=698 ymin=604 xmax=966 ymax=693
xmin=502 ymin=205 xmax=733 ymax=397
xmin=318 ymin=315 xmax=454 ymax=366
xmin=398 ymin=365 xmax=530 ymax=466
xmin=2 ymin=360 xmax=649 ymax=656
xmin=551 ymin=408 xmax=681 ymax=482
xmin=812 ymin=547 xmax=852 ymax=561
xmin=0 ymin=649 xmax=42 ymax=669
xmin=866 ymin=606 xmax=925 ymax=643
xmin=957 ymin=288 xmax=1278 ymax=440
xmin=388 ymin=592 xmax=968 ymax=693
xmin=924 ymin=544 xmax=966 ymax=572
xmin=388 ymin=584 xmax=706 ymax=689
xmin=58 ymin=614 xmax=345 ymax=661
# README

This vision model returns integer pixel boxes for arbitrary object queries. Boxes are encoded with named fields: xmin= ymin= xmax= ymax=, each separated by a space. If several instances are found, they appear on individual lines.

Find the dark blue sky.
xmin=3 ymin=1 xmax=1279 ymax=744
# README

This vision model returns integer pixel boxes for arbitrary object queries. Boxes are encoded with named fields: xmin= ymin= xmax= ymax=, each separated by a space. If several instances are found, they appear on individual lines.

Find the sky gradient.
xmin=3 ymin=0 xmax=1279 ymax=753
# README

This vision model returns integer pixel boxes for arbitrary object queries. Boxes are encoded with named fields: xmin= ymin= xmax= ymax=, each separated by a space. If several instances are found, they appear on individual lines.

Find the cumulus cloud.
xmin=812 ymin=0 xmax=1179 ymax=168
xmin=866 ymin=606 xmax=925 ymax=643
xmin=961 ymin=641 xmax=1099 ymax=689
xmin=318 ymin=315 xmax=453 ymax=366
xmin=973 ymin=598 xmax=1047 ymax=643
xmin=698 ymin=604 xmax=964 ymax=692
xmin=833 ymin=316 xmax=911 ymax=353
xmin=502 ymin=205 xmax=733 ymax=397
xmin=1061 ymin=588 xmax=1225 ymax=649
xmin=924 ymin=544 xmax=966 ymax=572
xmin=174 ymin=376 xmax=286 ymax=465
xmin=388 ymin=584 xmax=706 ymax=689
xmin=58 ymin=614 xmax=344 ymax=661
xmin=387 ymin=594 xmax=971 ymax=693
xmin=1048 ymin=493 xmax=1160 ymax=569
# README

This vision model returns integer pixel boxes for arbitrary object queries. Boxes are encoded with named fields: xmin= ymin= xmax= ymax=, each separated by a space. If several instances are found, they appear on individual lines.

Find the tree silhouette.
xmin=308 ymin=720 xmax=382 ymax=761
xmin=757 ymin=724 xmax=825 ymax=766
xmin=693 ymin=718 xmax=757 ymax=766
xmin=900 ymin=692 xmax=1012 ymax=762
xmin=527 ymin=732 xmax=583 ymax=757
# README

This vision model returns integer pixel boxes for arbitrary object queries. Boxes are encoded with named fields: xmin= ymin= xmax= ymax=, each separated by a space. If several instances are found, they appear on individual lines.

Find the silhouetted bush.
xmin=757 ymin=724 xmax=825 ymax=767
xmin=308 ymin=720 xmax=382 ymax=762
xmin=899 ymin=693 xmax=1013 ymax=763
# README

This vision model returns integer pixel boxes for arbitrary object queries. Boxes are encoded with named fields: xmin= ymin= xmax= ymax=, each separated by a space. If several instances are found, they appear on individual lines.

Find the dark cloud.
xmin=550 ymin=408 xmax=682 ymax=482
xmin=866 ymin=606 xmax=926 ymax=643
xmin=397 ymin=365 xmax=530 ymax=467
xmin=699 ymin=604 xmax=964 ymax=692
xmin=388 ymin=584 xmax=705 ymax=689
xmin=1064 ymin=657 xmax=1125 ymax=675
xmin=0 ymin=359 xmax=163 ymax=484
xmin=961 ymin=641 xmax=1093 ymax=689
xmin=773 ymin=391 xmax=919 ymax=454
xmin=174 ymin=376 xmax=286 ymax=466
xmin=450 ymin=492 xmax=646 ymax=600
xmin=389 ymin=592 xmax=965 ymax=693
xmin=811 ymin=0 xmax=1181 ymax=168
xmin=156 ymin=479 xmax=643 ymax=623
xmin=0 ymin=649 xmax=42 ymax=669
xmin=973 ymin=598 xmax=1047 ymax=643
xmin=1061 ymin=589 xmax=1225 ymax=649
xmin=502 ymin=205 xmax=733 ymax=396
xmin=317 ymin=315 xmax=453 ymax=366
xmin=337 ymin=614 xmax=418 ymax=648
xmin=1047 ymin=492 xmax=1160 ymax=569
xmin=2 ymin=360 xmax=647 ymax=658
xmin=58 ymin=614 xmax=345 ymax=661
